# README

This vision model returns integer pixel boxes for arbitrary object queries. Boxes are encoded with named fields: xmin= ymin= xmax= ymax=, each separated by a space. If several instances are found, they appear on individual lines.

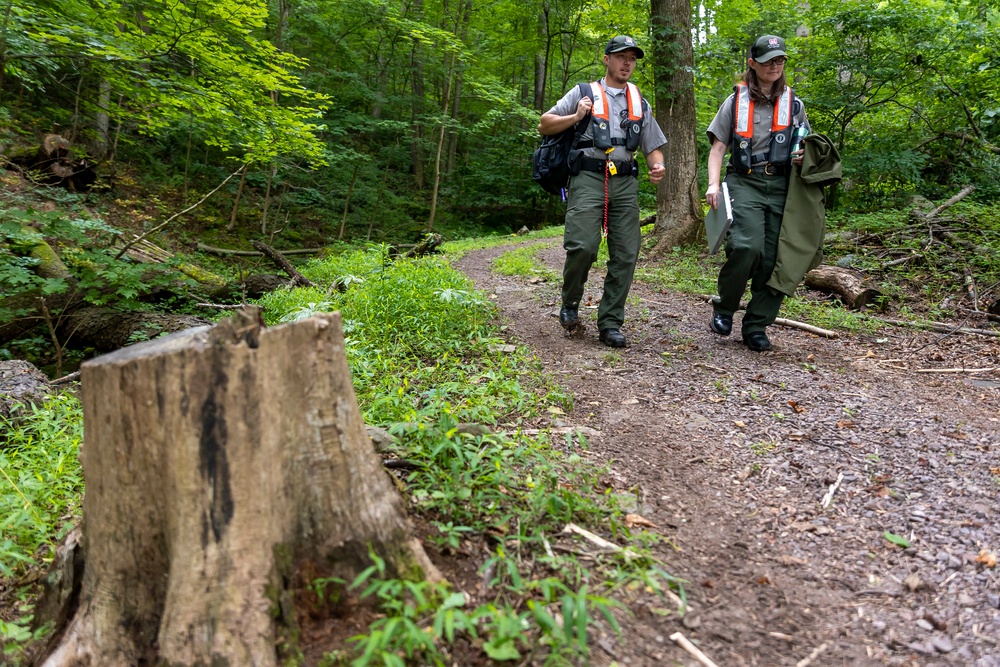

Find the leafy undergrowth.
xmin=258 ymin=245 xmax=683 ymax=666
xmin=0 ymin=395 xmax=84 ymax=653
xmin=0 ymin=244 xmax=682 ymax=665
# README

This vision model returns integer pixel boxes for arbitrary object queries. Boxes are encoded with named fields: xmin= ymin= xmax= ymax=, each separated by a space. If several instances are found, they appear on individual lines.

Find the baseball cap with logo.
xmin=605 ymin=35 xmax=644 ymax=59
xmin=750 ymin=34 xmax=787 ymax=63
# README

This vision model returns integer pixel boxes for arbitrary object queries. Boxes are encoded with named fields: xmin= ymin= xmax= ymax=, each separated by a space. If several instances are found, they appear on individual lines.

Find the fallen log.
xmin=404 ymin=233 xmax=444 ymax=258
xmin=251 ymin=241 xmax=316 ymax=288
xmin=804 ymin=265 xmax=882 ymax=310
xmin=910 ymin=184 xmax=975 ymax=222
xmin=196 ymin=242 xmax=323 ymax=257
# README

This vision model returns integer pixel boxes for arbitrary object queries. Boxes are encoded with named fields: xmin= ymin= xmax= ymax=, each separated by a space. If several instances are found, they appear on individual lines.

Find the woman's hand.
xmin=791 ymin=149 xmax=804 ymax=166
xmin=705 ymin=184 xmax=720 ymax=210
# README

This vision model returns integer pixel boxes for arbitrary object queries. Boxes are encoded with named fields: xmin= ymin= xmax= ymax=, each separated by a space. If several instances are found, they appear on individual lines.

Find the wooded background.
xmin=1 ymin=0 xmax=999 ymax=242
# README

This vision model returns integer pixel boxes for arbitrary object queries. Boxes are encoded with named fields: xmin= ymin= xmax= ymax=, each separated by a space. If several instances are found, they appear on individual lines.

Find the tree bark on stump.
xmin=37 ymin=309 xmax=426 ymax=667
xmin=804 ymin=265 xmax=883 ymax=310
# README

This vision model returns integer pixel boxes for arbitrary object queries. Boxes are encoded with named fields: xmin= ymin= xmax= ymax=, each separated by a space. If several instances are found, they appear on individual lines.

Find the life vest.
xmin=730 ymin=82 xmax=796 ymax=172
xmin=583 ymin=80 xmax=645 ymax=152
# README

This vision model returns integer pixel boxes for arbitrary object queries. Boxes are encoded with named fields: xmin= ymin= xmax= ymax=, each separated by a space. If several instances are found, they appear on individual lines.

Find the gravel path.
xmin=455 ymin=240 xmax=1000 ymax=667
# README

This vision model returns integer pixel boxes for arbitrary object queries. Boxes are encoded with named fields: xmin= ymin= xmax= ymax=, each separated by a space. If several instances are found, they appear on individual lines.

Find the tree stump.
xmin=804 ymin=265 xmax=883 ymax=310
xmin=37 ymin=308 xmax=429 ymax=666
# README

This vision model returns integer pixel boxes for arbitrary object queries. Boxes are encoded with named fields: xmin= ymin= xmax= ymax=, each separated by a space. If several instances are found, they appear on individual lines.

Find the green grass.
xmin=491 ymin=243 xmax=559 ymax=282
xmin=442 ymin=226 xmax=563 ymax=259
xmin=1 ymin=394 xmax=84 ymax=655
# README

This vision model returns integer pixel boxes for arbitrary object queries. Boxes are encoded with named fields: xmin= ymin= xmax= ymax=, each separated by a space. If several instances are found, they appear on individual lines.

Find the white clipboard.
xmin=705 ymin=182 xmax=733 ymax=255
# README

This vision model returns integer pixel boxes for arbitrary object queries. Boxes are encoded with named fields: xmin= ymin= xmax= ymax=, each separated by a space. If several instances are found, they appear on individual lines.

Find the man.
xmin=538 ymin=35 xmax=667 ymax=348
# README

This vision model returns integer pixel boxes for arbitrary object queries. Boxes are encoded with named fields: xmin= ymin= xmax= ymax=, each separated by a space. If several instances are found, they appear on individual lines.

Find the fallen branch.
xmin=821 ymin=472 xmax=844 ymax=509
xmin=562 ymin=523 xmax=637 ymax=559
xmin=774 ymin=317 xmax=838 ymax=339
xmin=251 ymin=241 xmax=316 ymax=288
xmin=699 ymin=295 xmax=838 ymax=338
xmin=911 ymin=184 xmax=975 ymax=222
xmin=669 ymin=632 xmax=720 ymax=667
xmin=872 ymin=317 xmax=1000 ymax=339
xmin=196 ymin=242 xmax=323 ymax=257
xmin=915 ymin=367 xmax=998 ymax=374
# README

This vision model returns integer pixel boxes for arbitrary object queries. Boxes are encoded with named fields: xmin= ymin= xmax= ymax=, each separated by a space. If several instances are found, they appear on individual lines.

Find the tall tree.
xmin=649 ymin=0 xmax=702 ymax=250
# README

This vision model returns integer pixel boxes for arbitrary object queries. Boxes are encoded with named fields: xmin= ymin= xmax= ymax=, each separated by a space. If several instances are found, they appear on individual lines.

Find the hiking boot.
xmin=743 ymin=331 xmax=773 ymax=352
xmin=560 ymin=305 xmax=580 ymax=330
xmin=709 ymin=312 xmax=733 ymax=336
xmin=599 ymin=328 xmax=627 ymax=348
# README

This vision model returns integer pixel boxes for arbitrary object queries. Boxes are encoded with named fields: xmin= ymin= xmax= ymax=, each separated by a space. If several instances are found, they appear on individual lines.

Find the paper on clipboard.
xmin=705 ymin=181 xmax=733 ymax=255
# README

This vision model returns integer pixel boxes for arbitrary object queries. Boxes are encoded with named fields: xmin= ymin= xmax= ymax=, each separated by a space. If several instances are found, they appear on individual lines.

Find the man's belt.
xmin=729 ymin=163 xmax=789 ymax=176
xmin=579 ymin=157 xmax=637 ymax=177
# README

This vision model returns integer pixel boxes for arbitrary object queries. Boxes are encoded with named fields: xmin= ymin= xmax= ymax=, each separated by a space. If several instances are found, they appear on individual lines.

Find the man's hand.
xmin=791 ymin=149 xmax=804 ymax=166
xmin=576 ymin=96 xmax=593 ymax=121
xmin=705 ymin=184 xmax=720 ymax=210
xmin=649 ymin=162 xmax=665 ymax=184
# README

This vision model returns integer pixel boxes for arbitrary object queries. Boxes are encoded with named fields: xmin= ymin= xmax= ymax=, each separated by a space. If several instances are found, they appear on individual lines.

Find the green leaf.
xmin=483 ymin=637 xmax=520 ymax=661
xmin=883 ymin=531 xmax=910 ymax=548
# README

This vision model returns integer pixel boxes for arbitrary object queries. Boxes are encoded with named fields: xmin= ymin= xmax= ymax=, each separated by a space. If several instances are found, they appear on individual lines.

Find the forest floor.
xmin=451 ymin=240 xmax=1000 ymax=667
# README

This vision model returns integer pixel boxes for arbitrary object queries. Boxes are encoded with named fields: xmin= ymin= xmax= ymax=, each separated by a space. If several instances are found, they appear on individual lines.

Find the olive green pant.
xmin=716 ymin=172 xmax=788 ymax=335
xmin=561 ymin=170 xmax=640 ymax=332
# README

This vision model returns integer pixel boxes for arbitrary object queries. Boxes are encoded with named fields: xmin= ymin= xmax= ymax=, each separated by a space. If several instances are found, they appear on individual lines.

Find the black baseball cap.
xmin=605 ymin=35 xmax=644 ymax=59
xmin=750 ymin=34 xmax=787 ymax=63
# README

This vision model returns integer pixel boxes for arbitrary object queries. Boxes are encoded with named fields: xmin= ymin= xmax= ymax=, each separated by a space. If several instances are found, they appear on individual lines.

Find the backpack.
xmin=532 ymin=83 xmax=591 ymax=196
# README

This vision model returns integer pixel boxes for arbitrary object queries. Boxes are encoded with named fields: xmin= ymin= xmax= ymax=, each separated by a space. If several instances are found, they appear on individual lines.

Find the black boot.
xmin=709 ymin=312 xmax=733 ymax=336
xmin=599 ymin=328 xmax=627 ymax=348
xmin=743 ymin=331 xmax=772 ymax=352
xmin=560 ymin=305 xmax=580 ymax=330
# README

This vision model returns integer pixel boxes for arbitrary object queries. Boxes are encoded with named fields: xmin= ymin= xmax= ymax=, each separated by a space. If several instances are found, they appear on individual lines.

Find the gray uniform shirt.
xmin=706 ymin=90 xmax=809 ymax=160
xmin=547 ymin=79 xmax=667 ymax=163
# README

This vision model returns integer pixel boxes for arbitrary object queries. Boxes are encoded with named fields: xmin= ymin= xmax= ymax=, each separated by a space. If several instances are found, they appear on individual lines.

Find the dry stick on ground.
xmin=115 ymin=165 xmax=246 ymax=260
xmin=196 ymin=243 xmax=323 ymax=257
xmin=698 ymin=295 xmax=838 ymax=338
xmin=915 ymin=367 xmax=999 ymax=374
xmin=250 ymin=241 xmax=316 ymax=288
xmin=669 ymin=632 xmax=720 ymax=667
xmin=873 ymin=316 xmax=1000 ymax=339
xmin=821 ymin=472 xmax=844 ymax=509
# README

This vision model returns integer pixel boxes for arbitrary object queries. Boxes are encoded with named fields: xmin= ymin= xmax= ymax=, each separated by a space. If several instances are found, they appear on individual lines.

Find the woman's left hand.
xmin=791 ymin=149 xmax=804 ymax=166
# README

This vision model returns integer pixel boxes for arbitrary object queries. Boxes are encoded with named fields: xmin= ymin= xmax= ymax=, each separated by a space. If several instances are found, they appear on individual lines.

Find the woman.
xmin=704 ymin=34 xmax=809 ymax=352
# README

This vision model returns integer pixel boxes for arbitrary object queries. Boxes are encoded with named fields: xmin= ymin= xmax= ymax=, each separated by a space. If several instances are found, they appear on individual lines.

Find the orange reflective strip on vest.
xmin=734 ymin=83 xmax=753 ymax=138
xmin=625 ymin=83 xmax=642 ymax=121
xmin=589 ymin=82 xmax=610 ymax=120
xmin=772 ymin=87 xmax=792 ymax=131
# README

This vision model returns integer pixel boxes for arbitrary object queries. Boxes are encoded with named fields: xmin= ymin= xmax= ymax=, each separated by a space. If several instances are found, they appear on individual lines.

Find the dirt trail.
xmin=456 ymin=240 xmax=1000 ymax=667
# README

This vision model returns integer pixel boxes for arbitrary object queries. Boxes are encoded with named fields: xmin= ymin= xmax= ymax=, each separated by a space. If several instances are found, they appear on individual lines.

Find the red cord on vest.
xmin=602 ymin=162 xmax=610 ymax=238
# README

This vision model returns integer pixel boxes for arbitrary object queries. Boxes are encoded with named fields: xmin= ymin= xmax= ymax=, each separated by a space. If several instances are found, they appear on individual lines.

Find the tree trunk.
xmin=649 ymin=0 xmax=702 ymax=252
xmin=36 ymin=310 xmax=428 ymax=667
xmin=410 ymin=0 xmax=426 ymax=190
xmin=533 ymin=7 xmax=549 ymax=112
xmin=227 ymin=165 xmax=248 ymax=232
xmin=804 ymin=265 xmax=883 ymax=310
xmin=92 ymin=79 xmax=111 ymax=161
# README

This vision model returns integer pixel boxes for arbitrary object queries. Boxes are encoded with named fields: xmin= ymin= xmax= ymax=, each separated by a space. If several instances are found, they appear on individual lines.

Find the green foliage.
xmin=491 ymin=243 xmax=558 ymax=281
xmin=5 ymin=0 xmax=328 ymax=165
xmin=0 ymin=394 xmax=84 ymax=580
